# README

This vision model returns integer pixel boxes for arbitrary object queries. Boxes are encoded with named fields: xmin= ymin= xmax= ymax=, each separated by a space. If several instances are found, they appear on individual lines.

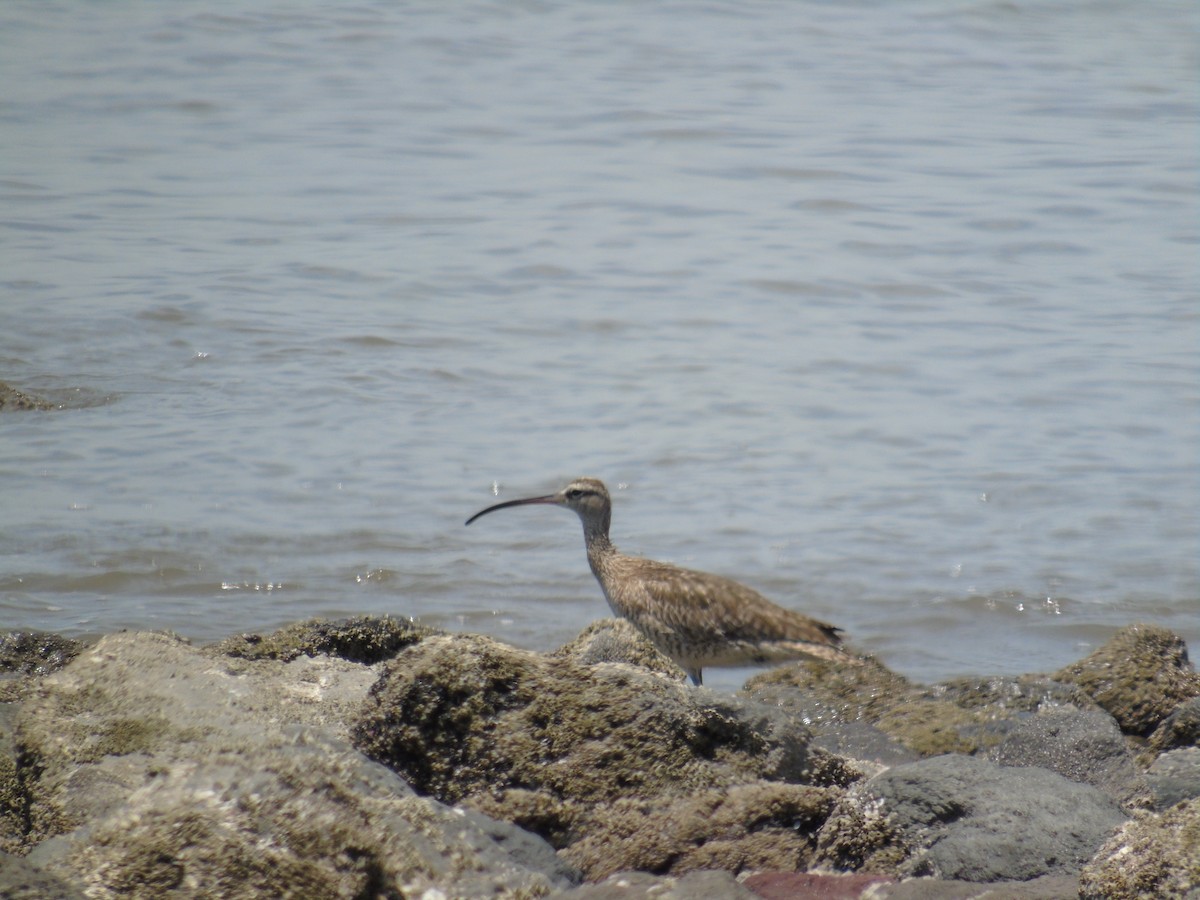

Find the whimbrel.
xmin=466 ymin=477 xmax=856 ymax=685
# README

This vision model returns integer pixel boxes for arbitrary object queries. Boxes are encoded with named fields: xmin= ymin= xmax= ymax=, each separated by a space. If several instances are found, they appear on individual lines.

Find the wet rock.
xmin=0 ymin=382 xmax=55 ymax=411
xmin=0 ymin=632 xmax=82 ymax=678
xmin=212 ymin=614 xmax=432 ymax=664
xmin=9 ymin=631 xmax=574 ymax=897
xmin=1054 ymin=623 xmax=1200 ymax=737
xmin=0 ymin=631 xmax=84 ymax=704
xmin=1145 ymin=748 xmax=1200 ymax=811
xmin=815 ymin=754 xmax=1128 ymax=882
xmin=1079 ymin=797 xmax=1200 ymax=899
xmin=989 ymin=707 xmax=1146 ymax=805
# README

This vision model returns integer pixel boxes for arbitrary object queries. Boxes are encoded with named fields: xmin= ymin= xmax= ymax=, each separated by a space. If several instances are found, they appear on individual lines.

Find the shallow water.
xmin=2 ymin=0 xmax=1197 ymax=688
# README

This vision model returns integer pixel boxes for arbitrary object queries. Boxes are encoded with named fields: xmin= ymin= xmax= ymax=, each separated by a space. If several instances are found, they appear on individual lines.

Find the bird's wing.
xmin=628 ymin=559 xmax=843 ymax=649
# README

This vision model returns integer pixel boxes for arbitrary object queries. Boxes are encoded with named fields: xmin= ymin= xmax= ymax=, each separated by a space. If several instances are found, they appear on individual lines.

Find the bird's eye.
xmin=565 ymin=489 xmax=582 ymax=499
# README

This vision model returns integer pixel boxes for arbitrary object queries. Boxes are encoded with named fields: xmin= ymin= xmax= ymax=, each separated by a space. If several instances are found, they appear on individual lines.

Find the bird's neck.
xmin=584 ymin=529 xmax=616 ymax=590
xmin=582 ymin=521 xmax=615 ymax=561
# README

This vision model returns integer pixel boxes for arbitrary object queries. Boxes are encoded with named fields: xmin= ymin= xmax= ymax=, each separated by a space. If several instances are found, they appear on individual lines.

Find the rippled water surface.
xmin=2 ymin=0 xmax=1196 ymax=687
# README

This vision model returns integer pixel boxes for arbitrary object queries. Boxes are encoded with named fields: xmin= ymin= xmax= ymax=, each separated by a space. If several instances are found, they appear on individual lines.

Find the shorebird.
xmin=466 ymin=476 xmax=856 ymax=685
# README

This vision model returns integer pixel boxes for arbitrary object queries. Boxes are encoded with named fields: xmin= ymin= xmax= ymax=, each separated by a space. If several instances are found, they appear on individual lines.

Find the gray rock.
xmin=1148 ymin=696 xmax=1200 ymax=756
xmin=816 ymin=754 xmax=1128 ymax=882
xmin=563 ymin=869 xmax=758 ymax=899
xmin=809 ymin=721 xmax=921 ymax=769
xmin=1146 ymin=747 xmax=1200 ymax=811
xmin=989 ymin=708 xmax=1145 ymax=804
xmin=872 ymin=874 xmax=1082 ymax=899
xmin=0 ymin=850 xmax=85 ymax=900
xmin=10 ymin=630 xmax=575 ymax=897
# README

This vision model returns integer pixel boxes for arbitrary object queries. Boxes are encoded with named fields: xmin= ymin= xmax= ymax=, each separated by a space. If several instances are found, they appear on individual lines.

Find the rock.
xmin=1147 ymin=697 xmax=1200 ymax=757
xmin=0 ymin=382 xmax=55 ymax=411
xmin=0 ymin=705 xmax=20 ymax=854
xmin=211 ymin=614 xmax=431 ymax=664
xmin=31 ymin=728 xmax=574 ymax=898
xmin=989 ymin=708 xmax=1146 ymax=805
xmin=869 ymin=874 xmax=1082 ymax=899
xmin=553 ymin=617 xmax=684 ymax=679
xmin=9 ymin=630 xmax=575 ymax=897
xmin=809 ymin=721 xmax=920 ymax=769
xmin=564 ymin=869 xmax=758 ymax=899
xmin=0 ymin=632 xmax=82 ymax=678
xmin=562 ymin=781 xmax=838 ymax=882
xmin=1054 ymin=624 xmax=1200 ymax=737
xmin=743 ymin=871 xmax=894 ymax=899
xmin=0 ymin=850 xmax=85 ymax=899
xmin=1079 ymin=797 xmax=1200 ymax=899
xmin=745 ymin=659 xmax=1020 ymax=758
xmin=352 ymin=632 xmax=833 ymax=810
xmin=0 ymin=631 xmax=83 ymax=703
xmin=1145 ymin=748 xmax=1200 ymax=811
xmin=930 ymin=673 xmax=1101 ymax=715
xmin=350 ymin=630 xmax=856 ymax=879
xmin=815 ymin=754 xmax=1128 ymax=882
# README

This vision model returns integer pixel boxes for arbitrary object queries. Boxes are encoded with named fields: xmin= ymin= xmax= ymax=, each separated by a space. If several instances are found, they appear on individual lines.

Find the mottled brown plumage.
xmin=466 ymin=476 xmax=856 ymax=685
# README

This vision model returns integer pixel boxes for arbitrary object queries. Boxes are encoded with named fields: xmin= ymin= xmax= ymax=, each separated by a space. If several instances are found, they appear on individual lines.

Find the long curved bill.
xmin=465 ymin=493 xmax=559 ymax=526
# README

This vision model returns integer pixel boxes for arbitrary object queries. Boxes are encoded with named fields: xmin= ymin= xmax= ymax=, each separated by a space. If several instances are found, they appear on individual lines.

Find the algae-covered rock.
xmin=553 ymin=617 xmax=684 ymax=680
xmin=1079 ymin=797 xmax=1200 ymax=899
xmin=0 ymin=632 xmax=82 ymax=678
xmin=1054 ymin=624 xmax=1200 ymax=737
xmin=815 ymin=754 xmax=1128 ymax=882
xmin=562 ymin=781 xmax=838 ymax=882
xmin=744 ymin=658 xmax=1017 ymax=757
xmin=351 ymin=632 xmax=824 ymax=809
xmin=27 ymin=729 xmax=574 ymax=899
xmin=350 ymin=630 xmax=852 ymax=877
xmin=212 ymin=614 xmax=432 ymax=664
xmin=929 ymin=673 xmax=1100 ymax=715
xmin=0 ymin=631 xmax=84 ymax=704
xmin=748 ymin=627 xmax=1200 ymax=762
xmin=8 ymin=630 xmax=574 ymax=897
xmin=0 ymin=382 xmax=56 ymax=411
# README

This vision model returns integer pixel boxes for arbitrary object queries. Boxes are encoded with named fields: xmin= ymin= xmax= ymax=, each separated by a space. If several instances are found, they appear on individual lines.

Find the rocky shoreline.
xmin=1 ymin=617 xmax=1197 ymax=899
